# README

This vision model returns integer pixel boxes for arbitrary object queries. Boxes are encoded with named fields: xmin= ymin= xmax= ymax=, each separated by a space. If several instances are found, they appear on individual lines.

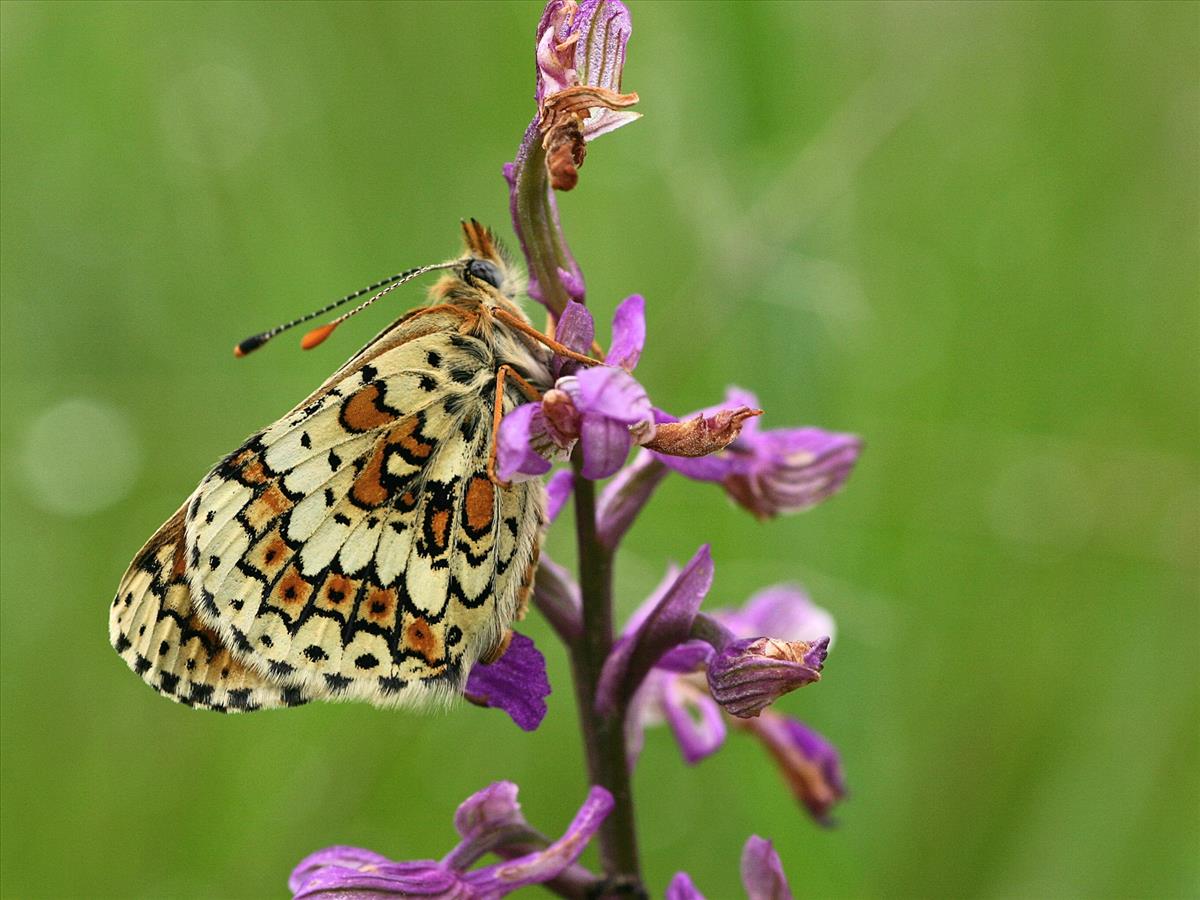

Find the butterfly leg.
xmin=491 ymin=307 xmax=603 ymax=368
xmin=487 ymin=364 xmax=543 ymax=488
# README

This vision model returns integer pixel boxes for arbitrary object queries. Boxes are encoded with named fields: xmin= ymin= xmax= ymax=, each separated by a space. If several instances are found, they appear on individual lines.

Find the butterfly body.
xmin=110 ymin=223 xmax=552 ymax=713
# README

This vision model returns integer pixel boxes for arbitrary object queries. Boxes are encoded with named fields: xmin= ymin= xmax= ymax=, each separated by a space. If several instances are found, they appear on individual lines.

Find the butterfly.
xmin=109 ymin=221 xmax=592 ymax=713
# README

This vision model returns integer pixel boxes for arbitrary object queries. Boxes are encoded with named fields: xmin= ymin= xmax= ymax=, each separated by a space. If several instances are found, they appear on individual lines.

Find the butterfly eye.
xmin=465 ymin=259 xmax=503 ymax=290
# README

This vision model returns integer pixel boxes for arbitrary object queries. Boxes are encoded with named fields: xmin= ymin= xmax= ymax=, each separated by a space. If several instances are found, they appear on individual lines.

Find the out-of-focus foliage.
xmin=1 ymin=2 xmax=1196 ymax=897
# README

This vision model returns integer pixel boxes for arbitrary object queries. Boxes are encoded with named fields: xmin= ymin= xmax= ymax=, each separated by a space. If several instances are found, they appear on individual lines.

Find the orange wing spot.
xmin=341 ymin=383 xmax=394 ymax=432
xmin=428 ymin=508 xmax=451 ymax=551
xmin=241 ymin=458 xmax=270 ymax=485
xmin=169 ymin=543 xmax=188 ymax=580
xmin=317 ymin=574 xmax=356 ymax=613
xmin=351 ymin=442 xmax=390 ymax=508
xmin=362 ymin=587 xmax=398 ymax=628
xmin=404 ymin=616 xmax=440 ymax=661
xmin=244 ymin=484 xmax=292 ymax=532
xmin=399 ymin=491 xmax=418 ymax=511
xmin=391 ymin=416 xmax=433 ymax=460
xmin=273 ymin=567 xmax=313 ymax=610
xmin=465 ymin=476 xmax=495 ymax=534
xmin=248 ymin=529 xmax=290 ymax=579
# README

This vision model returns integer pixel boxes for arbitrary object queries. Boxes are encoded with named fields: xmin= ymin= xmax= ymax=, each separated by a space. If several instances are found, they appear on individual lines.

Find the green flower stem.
xmin=568 ymin=454 xmax=644 ymax=896
xmin=511 ymin=125 xmax=576 ymax=316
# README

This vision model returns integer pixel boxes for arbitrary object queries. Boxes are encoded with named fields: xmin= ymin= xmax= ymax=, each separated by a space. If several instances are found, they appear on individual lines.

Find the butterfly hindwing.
xmin=183 ymin=325 xmax=544 ymax=709
xmin=109 ymin=505 xmax=312 ymax=712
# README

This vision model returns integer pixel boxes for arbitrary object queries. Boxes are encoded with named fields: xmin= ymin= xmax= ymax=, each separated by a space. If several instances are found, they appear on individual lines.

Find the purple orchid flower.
xmin=655 ymin=387 xmax=862 ymax=519
xmin=667 ymin=835 xmax=795 ymax=900
xmin=604 ymin=576 xmax=845 ymax=823
xmin=464 ymin=632 xmax=552 ymax=732
xmin=290 ymin=782 xmax=613 ymax=899
xmin=497 ymin=296 xmax=657 ymax=481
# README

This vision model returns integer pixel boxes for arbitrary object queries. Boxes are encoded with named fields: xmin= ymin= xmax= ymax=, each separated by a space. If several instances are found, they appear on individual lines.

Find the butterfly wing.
xmin=183 ymin=317 xmax=544 ymax=709
xmin=109 ymin=505 xmax=310 ymax=711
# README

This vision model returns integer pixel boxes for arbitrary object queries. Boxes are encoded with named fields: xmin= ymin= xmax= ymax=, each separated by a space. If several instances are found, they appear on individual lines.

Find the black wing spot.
xmin=189 ymin=683 xmax=214 ymax=705
xmin=361 ymin=364 xmax=378 ymax=383
xmin=378 ymin=675 xmax=406 ymax=695
xmin=324 ymin=673 xmax=351 ymax=692
xmin=333 ymin=513 xmax=351 ymax=526
xmin=355 ymin=653 xmax=379 ymax=670
xmin=269 ymin=661 xmax=295 ymax=678
xmin=300 ymin=432 xmax=312 ymax=449
xmin=303 ymin=644 xmax=329 ymax=663
xmin=158 ymin=640 xmax=170 ymax=655
xmin=159 ymin=672 xmax=180 ymax=694
xmin=280 ymin=685 xmax=306 ymax=707
xmin=328 ymin=450 xmax=342 ymax=470
xmin=426 ymin=351 xmax=442 ymax=368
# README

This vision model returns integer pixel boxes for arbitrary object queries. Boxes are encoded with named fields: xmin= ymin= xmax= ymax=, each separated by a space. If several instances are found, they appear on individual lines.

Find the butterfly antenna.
xmin=233 ymin=261 xmax=461 ymax=357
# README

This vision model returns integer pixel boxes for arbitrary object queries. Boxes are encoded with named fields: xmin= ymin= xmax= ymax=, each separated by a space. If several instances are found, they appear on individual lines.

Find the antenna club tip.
xmin=301 ymin=322 xmax=338 ymax=351
xmin=234 ymin=333 xmax=268 ymax=357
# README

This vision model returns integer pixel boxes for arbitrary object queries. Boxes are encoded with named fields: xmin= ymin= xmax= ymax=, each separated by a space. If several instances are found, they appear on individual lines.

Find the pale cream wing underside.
xmin=181 ymin=325 xmax=544 ymax=710
xmin=109 ymin=506 xmax=310 ymax=711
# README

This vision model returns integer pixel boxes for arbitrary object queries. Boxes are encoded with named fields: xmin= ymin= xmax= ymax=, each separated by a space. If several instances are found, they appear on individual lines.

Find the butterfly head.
xmin=455 ymin=218 xmax=524 ymax=302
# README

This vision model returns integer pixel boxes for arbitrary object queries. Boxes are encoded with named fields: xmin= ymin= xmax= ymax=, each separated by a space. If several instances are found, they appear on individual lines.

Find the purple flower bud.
xmin=453 ymin=781 xmax=525 ymax=843
xmin=463 ymin=632 xmax=552 ymax=732
xmin=666 ymin=871 xmax=707 ymax=900
xmin=741 ymin=836 xmax=794 ymax=900
xmin=669 ymin=835 xmax=796 ymax=900
xmin=596 ymin=450 xmax=669 ymax=548
xmin=532 ymin=553 xmax=582 ymax=643
xmin=552 ymin=300 xmax=595 ymax=377
xmin=596 ymin=545 xmax=714 ymax=715
xmin=707 ymin=636 xmax=828 ymax=719
xmin=604 ymin=294 xmax=645 ymax=371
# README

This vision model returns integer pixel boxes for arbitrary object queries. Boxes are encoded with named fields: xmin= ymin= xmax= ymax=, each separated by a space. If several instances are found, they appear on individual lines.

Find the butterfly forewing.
xmin=179 ymin=322 xmax=543 ymax=709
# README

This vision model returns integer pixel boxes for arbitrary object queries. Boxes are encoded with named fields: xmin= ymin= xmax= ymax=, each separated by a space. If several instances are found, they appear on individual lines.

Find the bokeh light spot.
xmin=19 ymin=398 xmax=143 ymax=517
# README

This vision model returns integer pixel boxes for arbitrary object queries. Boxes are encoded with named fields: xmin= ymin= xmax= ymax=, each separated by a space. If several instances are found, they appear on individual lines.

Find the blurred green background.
xmin=2 ymin=1 xmax=1197 ymax=897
